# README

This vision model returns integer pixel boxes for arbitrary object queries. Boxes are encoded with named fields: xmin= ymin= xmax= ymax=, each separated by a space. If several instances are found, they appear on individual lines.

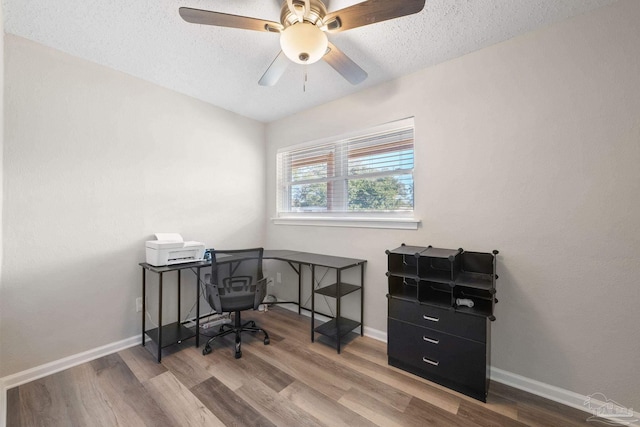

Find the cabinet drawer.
xmin=387 ymin=319 xmax=486 ymax=390
xmin=388 ymin=297 xmax=486 ymax=342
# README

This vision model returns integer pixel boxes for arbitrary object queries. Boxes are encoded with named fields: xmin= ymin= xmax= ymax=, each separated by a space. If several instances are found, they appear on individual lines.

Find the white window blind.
xmin=277 ymin=118 xmax=415 ymax=217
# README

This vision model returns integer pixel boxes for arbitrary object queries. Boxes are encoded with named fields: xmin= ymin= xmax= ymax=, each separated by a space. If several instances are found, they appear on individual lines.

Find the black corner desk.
xmin=139 ymin=249 xmax=366 ymax=362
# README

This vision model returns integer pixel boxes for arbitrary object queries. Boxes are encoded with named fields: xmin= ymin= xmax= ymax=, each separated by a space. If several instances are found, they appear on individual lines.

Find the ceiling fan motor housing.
xmin=280 ymin=0 xmax=327 ymax=27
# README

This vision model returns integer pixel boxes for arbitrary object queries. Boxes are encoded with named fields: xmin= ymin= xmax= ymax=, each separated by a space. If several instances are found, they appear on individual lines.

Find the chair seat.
xmin=220 ymin=295 xmax=256 ymax=312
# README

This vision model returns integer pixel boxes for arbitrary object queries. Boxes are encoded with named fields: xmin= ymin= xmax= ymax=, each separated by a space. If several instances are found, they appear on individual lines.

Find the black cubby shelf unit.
xmin=386 ymin=243 xmax=499 ymax=402
xmin=385 ymin=244 xmax=499 ymax=319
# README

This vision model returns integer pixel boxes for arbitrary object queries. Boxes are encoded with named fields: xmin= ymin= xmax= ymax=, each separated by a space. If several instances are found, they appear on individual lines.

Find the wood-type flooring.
xmin=7 ymin=307 xmax=619 ymax=426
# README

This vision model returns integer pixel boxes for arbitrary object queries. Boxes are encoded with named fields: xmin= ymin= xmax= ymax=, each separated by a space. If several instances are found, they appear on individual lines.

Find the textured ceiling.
xmin=3 ymin=0 xmax=619 ymax=122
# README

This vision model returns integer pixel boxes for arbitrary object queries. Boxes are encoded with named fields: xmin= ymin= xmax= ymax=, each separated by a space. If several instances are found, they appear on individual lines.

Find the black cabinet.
xmin=386 ymin=244 xmax=498 ymax=402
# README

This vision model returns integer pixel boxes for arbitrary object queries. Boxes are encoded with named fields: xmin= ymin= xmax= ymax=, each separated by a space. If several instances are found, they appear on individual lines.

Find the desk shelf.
xmin=145 ymin=322 xmax=195 ymax=348
xmin=315 ymin=317 xmax=361 ymax=340
xmin=315 ymin=282 xmax=361 ymax=298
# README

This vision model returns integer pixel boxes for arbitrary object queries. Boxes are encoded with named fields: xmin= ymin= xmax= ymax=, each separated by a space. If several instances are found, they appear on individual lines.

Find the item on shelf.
xmin=455 ymin=298 xmax=474 ymax=308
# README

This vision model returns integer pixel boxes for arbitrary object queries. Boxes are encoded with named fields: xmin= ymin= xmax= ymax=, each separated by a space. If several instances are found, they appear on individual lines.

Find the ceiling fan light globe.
xmin=280 ymin=22 xmax=328 ymax=64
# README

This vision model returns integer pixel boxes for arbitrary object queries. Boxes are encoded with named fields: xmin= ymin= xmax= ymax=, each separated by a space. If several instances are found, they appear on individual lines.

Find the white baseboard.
xmin=362 ymin=326 xmax=387 ymax=342
xmin=2 ymin=322 xmax=637 ymax=427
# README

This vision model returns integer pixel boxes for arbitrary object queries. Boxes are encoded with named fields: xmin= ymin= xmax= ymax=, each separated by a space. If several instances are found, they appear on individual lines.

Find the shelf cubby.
xmin=386 ymin=246 xmax=422 ymax=276
xmin=418 ymin=280 xmax=453 ymax=308
xmin=388 ymin=275 xmax=419 ymax=301
xmin=417 ymin=247 xmax=462 ymax=284
xmin=454 ymin=286 xmax=495 ymax=318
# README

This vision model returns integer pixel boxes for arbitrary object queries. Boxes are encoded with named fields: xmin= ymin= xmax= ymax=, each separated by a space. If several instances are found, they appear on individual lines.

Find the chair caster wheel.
xmin=264 ymin=337 xmax=270 ymax=345
xmin=234 ymin=351 xmax=242 ymax=359
xmin=202 ymin=346 xmax=212 ymax=355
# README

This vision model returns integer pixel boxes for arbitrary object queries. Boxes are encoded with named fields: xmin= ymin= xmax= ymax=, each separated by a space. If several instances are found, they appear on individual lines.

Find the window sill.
xmin=271 ymin=217 xmax=421 ymax=230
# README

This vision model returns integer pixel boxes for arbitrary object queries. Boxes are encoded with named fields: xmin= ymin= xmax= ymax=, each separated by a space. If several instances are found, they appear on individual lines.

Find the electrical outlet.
xmin=136 ymin=297 xmax=143 ymax=312
xmin=276 ymin=272 xmax=282 ymax=283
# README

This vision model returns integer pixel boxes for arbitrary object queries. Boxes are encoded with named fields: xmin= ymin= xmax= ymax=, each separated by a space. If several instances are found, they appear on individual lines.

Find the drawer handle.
xmin=423 ymin=315 xmax=439 ymax=322
xmin=423 ymin=336 xmax=439 ymax=344
xmin=422 ymin=357 xmax=439 ymax=366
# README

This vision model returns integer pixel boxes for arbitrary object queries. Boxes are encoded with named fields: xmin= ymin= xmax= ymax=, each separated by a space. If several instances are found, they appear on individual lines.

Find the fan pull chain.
xmin=303 ymin=66 xmax=308 ymax=92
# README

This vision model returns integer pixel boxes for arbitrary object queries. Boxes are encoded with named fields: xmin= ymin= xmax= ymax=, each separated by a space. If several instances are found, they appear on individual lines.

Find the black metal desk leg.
xmin=177 ymin=270 xmax=181 ymax=326
xmin=336 ymin=268 xmax=342 ymax=354
xmin=360 ymin=263 xmax=364 ymax=336
xmin=196 ymin=267 xmax=201 ymax=347
xmin=311 ymin=265 xmax=315 ymax=342
xmin=141 ymin=267 xmax=146 ymax=347
xmin=298 ymin=263 xmax=302 ymax=315
xmin=158 ymin=272 xmax=163 ymax=363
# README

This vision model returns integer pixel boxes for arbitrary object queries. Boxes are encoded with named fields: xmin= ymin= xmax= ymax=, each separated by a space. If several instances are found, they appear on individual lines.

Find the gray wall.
xmin=0 ymin=35 xmax=266 ymax=376
xmin=265 ymin=0 xmax=640 ymax=409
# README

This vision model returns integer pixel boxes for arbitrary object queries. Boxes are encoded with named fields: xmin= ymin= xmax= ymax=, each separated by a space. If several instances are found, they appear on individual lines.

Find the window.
xmin=276 ymin=118 xmax=417 ymax=228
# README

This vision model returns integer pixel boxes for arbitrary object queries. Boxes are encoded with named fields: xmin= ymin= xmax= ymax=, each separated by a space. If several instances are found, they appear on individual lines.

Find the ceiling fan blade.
xmin=323 ymin=42 xmax=367 ymax=85
xmin=323 ymin=0 xmax=425 ymax=33
xmin=259 ymin=51 xmax=290 ymax=86
xmin=179 ymin=7 xmax=284 ymax=33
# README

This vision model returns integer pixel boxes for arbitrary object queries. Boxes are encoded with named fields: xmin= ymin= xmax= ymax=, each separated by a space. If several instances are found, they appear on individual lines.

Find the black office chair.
xmin=202 ymin=248 xmax=270 ymax=359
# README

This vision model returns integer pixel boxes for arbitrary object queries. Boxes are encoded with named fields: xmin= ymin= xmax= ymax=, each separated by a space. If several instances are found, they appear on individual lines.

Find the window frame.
xmin=274 ymin=118 xmax=420 ymax=230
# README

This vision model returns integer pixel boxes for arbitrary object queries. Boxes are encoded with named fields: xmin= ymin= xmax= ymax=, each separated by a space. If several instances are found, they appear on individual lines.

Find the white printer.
xmin=145 ymin=233 xmax=206 ymax=266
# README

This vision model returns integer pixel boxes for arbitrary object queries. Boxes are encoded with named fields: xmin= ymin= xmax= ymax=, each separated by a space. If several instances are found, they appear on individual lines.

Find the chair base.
xmin=202 ymin=310 xmax=269 ymax=358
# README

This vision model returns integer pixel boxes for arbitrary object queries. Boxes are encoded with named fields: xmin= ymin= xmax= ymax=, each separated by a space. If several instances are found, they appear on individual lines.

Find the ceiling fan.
xmin=179 ymin=0 xmax=426 ymax=86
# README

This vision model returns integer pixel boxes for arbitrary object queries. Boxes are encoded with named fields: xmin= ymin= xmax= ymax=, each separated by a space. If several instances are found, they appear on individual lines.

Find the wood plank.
xmin=456 ymin=399 xmax=529 ymax=427
xmin=404 ymin=395 xmax=484 ymax=427
xmin=118 ymin=345 xmax=167 ymax=382
xmin=483 ymin=391 xmax=521 ymax=420
xmin=143 ymin=371 xmax=226 ymax=427
xmin=89 ymin=353 xmax=173 ymax=427
xmin=291 ymin=340 xmax=414 ymax=412
xmin=9 ymin=374 xmax=78 ymax=426
xmin=227 ymin=350 xmax=295 ymax=392
xmin=279 ymin=380 xmax=377 ymax=427
xmin=6 ymin=387 xmax=22 ymax=427
xmin=191 ymin=375 xmax=277 ymax=427
xmin=160 ymin=345 xmax=216 ymax=389
xmin=235 ymin=378 xmax=326 ymax=427
xmin=343 ymin=334 xmax=389 ymax=366
xmin=338 ymin=387 xmax=423 ymax=427
xmin=246 ymin=339 xmax=352 ymax=400
xmin=253 ymin=309 xmax=312 ymax=344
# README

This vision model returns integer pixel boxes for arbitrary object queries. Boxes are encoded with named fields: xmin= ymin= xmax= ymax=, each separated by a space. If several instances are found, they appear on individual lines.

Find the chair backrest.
xmin=206 ymin=248 xmax=265 ymax=313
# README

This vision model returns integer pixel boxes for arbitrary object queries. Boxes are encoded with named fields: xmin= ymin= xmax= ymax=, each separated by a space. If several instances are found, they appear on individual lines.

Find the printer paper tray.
xmin=166 ymin=258 xmax=203 ymax=266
